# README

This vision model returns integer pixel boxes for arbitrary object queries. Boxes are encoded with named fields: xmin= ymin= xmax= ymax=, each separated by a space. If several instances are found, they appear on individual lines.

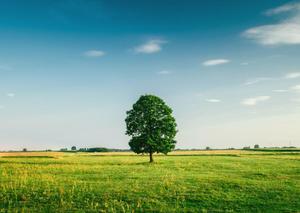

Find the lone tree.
xmin=125 ymin=95 xmax=177 ymax=162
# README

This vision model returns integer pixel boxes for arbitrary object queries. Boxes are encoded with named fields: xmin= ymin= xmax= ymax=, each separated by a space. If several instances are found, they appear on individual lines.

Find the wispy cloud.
xmin=273 ymin=83 xmax=300 ymax=93
xmin=157 ymin=70 xmax=171 ymax=75
xmin=206 ymin=99 xmax=221 ymax=103
xmin=240 ymin=62 xmax=249 ymax=66
xmin=285 ymin=72 xmax=300 ymax=79
xmin=6 ymin=93 xmax=15 ymax=98
xmin=265 ymin=2 xmax=300 ymax=15
xmin=243 ymin=77 xmax=273 ymax=86
xmin=290 ymin=84 xmax=300 ymax=92
xmin=243 ymin=2 xmax=300 ymax=45
xmin=272 ymin=89 xmax=288 ymax=93
xmin=84 ymin=50 xmax=105 ymax=57
xmin=134 ymin=39 xmax=167 ymax=54
xmin=6 ymin=92 xmax=16 ymax=98
xmin=243 ymin=72 xmax=300 ymax=87
xmin=241 ymin=96 xmax=271 ymax=106
xmin=202 ymin=59 xmax=230 ymax=66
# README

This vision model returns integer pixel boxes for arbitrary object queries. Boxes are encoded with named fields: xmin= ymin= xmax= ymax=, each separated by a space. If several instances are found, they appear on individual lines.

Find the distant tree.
xmin=243 ymin=146 xmax=251 ymax=150
xmin=125 ymin=94 xmax=177 ymax=162
xmin=87 ymin=147 xmax=109 ymax=152
xmin=71 ymin=146 xmax=77 ymax=151
xmin=78 ymin=147 xmax=128 ymax=152
xmin=254 ymin=144 xmax=260 ymax=149
xmin=205 ymin=146 xmax=210 ymax=150
xmin=22 ymin=148 xmax=27 ymax=152
xmin=60 ymin=148 xmax=68 ymax=152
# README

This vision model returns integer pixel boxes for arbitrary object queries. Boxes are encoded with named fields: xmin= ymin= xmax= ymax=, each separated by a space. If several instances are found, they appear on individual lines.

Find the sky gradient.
xmin=1 ymin=0 xmax=300 ymax=150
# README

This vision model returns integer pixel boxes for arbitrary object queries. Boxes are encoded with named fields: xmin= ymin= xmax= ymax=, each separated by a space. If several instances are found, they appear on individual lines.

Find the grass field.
xmin=0 ymin=150 xmax=299 ymax=212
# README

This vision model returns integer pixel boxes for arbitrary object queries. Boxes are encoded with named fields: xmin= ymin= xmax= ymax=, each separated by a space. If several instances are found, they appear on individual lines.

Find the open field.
xmin=0 ymin=150 xmax=299 ymax=212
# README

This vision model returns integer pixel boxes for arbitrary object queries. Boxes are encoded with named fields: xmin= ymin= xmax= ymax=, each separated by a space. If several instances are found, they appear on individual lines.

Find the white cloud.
xmin=202 ymin=59 xmax=230 ymax=66
xmin=290 ymin=84 xmax=300 ymax=92
xmin=134 ymin=39 xmax=166 ymax=54
xmin=272 ymin=89 xmax=288 ymax=93
xmin=243 ymin=2 xmax=300 ymax=45
xmin=6 ymin=93 xmax=15 ymax=98
xmin=241 ymin=96 xmax=271 ymax=106
xmin=157 ymin=70 xmax=171 ymax=75
xmin=243 ymin=77 xmax=273 ymax=86
xmin=206 ymin=99 xmax=221 ymax=103
xmin=285 ymin=72 xmax=300 ymax=79
xmin=240 ymin=62 xmax=249 ymax=66
xmin=265 ymin=2 xmax=300 ymax=15
xmin=243 ymin=72 xmax=300 ymax=87
xmin=84 ymin=50 xmax=105 ymax=57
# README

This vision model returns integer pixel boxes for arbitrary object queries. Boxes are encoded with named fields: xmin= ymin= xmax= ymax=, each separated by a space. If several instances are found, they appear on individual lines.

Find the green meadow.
xmin=0 ymin=150 xmax=299 ymax=212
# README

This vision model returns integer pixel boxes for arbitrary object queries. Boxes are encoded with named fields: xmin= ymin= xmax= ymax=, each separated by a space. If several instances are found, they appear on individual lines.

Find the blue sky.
xmin=1 ymin=0 xmax=300 ymax=150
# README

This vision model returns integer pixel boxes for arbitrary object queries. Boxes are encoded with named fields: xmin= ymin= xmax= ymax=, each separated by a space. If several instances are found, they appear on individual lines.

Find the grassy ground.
xmin=0 ymin=150 xmax=299 ymax=212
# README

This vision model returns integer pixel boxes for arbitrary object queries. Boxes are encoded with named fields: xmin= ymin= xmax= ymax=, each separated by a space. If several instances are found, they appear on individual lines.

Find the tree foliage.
xmin=125 ymin=95 xmax=177 ymax=162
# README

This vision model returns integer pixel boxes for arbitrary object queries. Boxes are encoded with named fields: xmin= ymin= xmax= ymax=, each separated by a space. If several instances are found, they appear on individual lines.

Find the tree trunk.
xmin=149 ymin=152 xmax=154 ymax=163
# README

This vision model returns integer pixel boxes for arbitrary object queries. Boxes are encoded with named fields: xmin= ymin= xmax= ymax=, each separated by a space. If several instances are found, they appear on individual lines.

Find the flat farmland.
xmin=0 ymin=150 xmax=299 ymax=212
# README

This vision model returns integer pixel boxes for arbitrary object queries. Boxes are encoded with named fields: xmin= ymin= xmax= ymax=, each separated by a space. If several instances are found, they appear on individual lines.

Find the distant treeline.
xmin=79 ymin=147 xmax=130 ymax=152
xmin=60 ymin=147 xmax=130 ymax=152
xmin=249 ymin=148 xmax=300 ymax=152
xmin=2 ymin=146 xmax=299 ymax=153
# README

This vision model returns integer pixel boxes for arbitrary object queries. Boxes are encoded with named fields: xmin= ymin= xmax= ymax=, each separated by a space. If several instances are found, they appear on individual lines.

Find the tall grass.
xmin=0 ymin=150 xmax=299 ymax=212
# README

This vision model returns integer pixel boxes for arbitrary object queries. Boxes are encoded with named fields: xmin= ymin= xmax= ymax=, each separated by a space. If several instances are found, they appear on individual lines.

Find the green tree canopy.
xmin=125 ymin=95 xmax=177 ymax=162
